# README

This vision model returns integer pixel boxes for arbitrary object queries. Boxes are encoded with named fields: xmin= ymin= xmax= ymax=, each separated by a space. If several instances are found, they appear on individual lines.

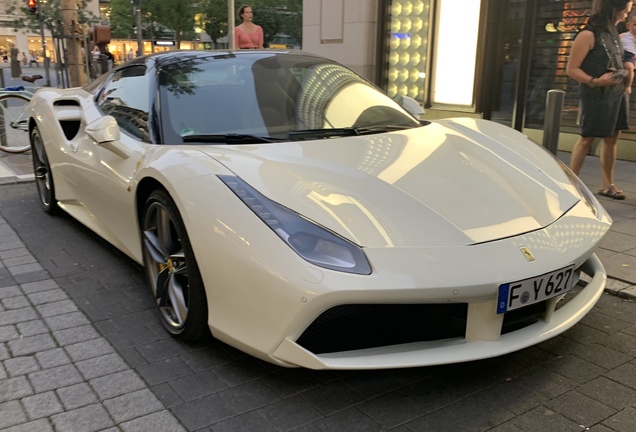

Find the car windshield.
xmin=158 ymin=52 xmax=420 ymax=144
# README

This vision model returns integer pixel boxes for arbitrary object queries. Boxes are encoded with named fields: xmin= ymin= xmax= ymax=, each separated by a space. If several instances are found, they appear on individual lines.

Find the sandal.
xmin=598 ymin=184 xmax=626 ymax=200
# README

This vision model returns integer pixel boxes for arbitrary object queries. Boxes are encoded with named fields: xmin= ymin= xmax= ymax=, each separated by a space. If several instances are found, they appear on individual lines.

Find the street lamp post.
xmin=27 ymin=0 xmax=51 ymax=86
xmin=228 ymin=0 xmax=234 ymax=49
xmin=36 ymin=2 xmax=51 ymax=86
xmin=131 ymin=0 xmax=143 ymax=57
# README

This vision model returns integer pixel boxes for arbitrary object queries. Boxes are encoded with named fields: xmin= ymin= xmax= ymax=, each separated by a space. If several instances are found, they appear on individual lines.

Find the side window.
xmin=97 ymin=66 xmax=150 ymax=142
xmin=83 ymin=71 xmax=110 ymax=96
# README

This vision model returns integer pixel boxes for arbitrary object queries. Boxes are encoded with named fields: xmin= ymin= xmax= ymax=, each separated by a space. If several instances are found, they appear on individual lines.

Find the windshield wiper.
xmin=288 ymin=125 xmax=416 ymax=140
xmin=181 ymin=134 xmax=284 ymax=144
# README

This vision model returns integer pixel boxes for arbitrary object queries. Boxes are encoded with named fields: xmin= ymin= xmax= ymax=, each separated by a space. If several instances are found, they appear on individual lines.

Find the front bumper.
xmin=198 ymin=194 xmax=610 ymax=370
xmin=272 ymin=253 xmax=606 ymax=369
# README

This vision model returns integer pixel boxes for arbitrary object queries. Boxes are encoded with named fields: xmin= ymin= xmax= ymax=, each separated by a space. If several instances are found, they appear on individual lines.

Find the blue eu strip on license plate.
xmin=497 ymin=264 xmax=575 ymax=314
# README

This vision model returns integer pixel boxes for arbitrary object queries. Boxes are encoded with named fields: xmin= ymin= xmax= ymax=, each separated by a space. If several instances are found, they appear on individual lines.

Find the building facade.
xmin=303 ymin=0 xmax=636 ymax=160
xmin=0 ymin=0 xmax=100 ymax=64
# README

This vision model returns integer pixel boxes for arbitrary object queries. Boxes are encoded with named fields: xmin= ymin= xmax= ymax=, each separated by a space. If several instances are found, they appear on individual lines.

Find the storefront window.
xmin=384 ymin=0 xmax=479 ymax=106
xmin=0 ymin=36 xmax=17 ymax=63
xmin=386 ymin=0 xmax=430 ymax=101
xmin=431 ymin=0 xmax=481 ymax=106
xmin=529 ymin=1 xmax=591 ymax=130
xmin=27 ymin=37 xmax=55 ymax=63
xmin=490 ymin=2 xmax=526 ymax=125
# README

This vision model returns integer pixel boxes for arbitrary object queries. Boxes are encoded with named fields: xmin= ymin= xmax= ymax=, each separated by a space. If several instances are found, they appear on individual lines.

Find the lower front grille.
xmin=501 ymin=301 xmax=546 ymax=334
xmin=296 ymin=303 xmax=468 ymax=355
xmin=554 ymin=279 xmax=586 ymax=311
xmin=500 ymin=275 xmax=588 ymax=334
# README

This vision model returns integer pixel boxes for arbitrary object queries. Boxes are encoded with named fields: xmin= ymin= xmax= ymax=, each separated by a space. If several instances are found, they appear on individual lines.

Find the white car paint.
xmin=26 ymin=56 xmax=611 ymax=369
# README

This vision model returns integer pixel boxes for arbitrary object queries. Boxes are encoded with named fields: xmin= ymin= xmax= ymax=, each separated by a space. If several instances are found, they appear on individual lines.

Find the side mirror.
xmin=395 ymin=95 xmax=425 ymax=118
xmin=85 ymin=116 xmax=130 ymax=159
xmin=86 ymin=115 xmax=120 ymax=143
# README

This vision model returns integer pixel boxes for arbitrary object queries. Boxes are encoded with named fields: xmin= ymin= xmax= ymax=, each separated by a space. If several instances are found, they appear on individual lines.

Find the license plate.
xmin=497 ymin=264 xmax=574 ymax=314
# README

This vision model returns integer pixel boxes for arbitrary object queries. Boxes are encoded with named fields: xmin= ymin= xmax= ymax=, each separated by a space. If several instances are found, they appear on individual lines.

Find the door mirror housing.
xmin=85 ymin=116 xmax=131 ymax=159
xmin=395 ymin=95 xmax=425 ymax=118
xmin=86 ymin=115 xmax=121 ymax=143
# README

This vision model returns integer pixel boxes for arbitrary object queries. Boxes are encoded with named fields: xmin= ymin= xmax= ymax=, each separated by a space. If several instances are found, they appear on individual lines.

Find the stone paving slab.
xmin=0 ymin=209 xmax=186 ymax=431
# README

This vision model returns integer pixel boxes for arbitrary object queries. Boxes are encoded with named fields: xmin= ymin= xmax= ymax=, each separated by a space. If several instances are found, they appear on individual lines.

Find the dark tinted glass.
xmin=97 ymin=65 xmax=150 ymax=142
xmin=158 ymin=52 xmax=418 ymax=144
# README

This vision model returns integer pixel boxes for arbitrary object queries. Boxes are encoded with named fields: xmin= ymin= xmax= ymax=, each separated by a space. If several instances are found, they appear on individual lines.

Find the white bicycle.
xmin=0 ymin=74 xmax=42 ymax=154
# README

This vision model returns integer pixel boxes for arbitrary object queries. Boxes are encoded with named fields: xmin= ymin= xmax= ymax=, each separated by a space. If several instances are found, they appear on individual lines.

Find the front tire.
xmin=30 ymin=126 xmax=58 ymax=215
xmin=141 ymin=189 xmax=209 ymax=341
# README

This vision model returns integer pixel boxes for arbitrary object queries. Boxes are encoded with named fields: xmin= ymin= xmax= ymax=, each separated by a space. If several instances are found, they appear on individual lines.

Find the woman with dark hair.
xmin=235 ymin=4 xmax=264 ymax=49
xmin=566 ymin=0 xmax=633 ymax=200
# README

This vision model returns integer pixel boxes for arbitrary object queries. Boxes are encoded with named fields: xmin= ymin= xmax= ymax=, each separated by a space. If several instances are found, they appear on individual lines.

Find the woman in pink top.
xmin=235 ymin=4 xmax=264 ymax=49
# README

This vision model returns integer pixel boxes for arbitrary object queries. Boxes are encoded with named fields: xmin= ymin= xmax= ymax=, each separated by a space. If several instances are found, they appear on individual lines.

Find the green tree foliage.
xmin=201 ymin=0 xmax=228 ymax=45
xmin=255 ymin=0 xmax=302 ymax=44
xmin=3 ymin=0 xmax=98 ymax=36
xmin=109 ymin=0 xmax=202 ymax=48
xmin=148 ymin=0 xmax=199 ymax=47
xmin=109 ymin=0 xmax=136 ymax=39
xmin=201 ymin=0 xmax=302 ymax=47
xmin=51 ymin=0 xmax=304 ymax=50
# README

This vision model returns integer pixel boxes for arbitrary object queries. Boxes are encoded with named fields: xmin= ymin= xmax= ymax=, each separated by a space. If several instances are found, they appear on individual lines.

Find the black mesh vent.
xmin=296 ymin=303 xmax=468 ymax=355
xmin=501 ymin=275 xmax=589 ymax=334
xmin=501 ymin=301 xmax=546 ymax=334
xmin=554 ymin=280 xmax=586 ymax=311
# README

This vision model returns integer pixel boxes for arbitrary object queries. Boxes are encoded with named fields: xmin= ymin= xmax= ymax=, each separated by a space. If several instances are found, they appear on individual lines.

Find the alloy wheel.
xmin=30 ymin=127 xmax=56 ymax=214
xmin=142 ymin=200 xmax=190 ymax=332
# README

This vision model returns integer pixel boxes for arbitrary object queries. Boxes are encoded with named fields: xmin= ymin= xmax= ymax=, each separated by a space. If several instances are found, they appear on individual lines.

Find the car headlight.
xmin=556 ymin=159 xmax=598 ymax=217
xmin=219 ymin=175 xmax=372 ymax=275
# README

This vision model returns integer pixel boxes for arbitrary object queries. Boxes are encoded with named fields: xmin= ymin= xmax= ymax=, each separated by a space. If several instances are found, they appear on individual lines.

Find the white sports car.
xmin=26 ymin=50 xmax=611 ymax=370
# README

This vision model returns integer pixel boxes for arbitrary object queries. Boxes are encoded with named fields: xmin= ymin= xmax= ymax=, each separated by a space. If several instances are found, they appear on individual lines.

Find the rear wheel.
xmin=141 ymin=190 xmax=209 ymax=341
xmin=0 ymin=94 xmax=31 ymax=154
xmin=30 ymin=126 xmax=58 ymax=214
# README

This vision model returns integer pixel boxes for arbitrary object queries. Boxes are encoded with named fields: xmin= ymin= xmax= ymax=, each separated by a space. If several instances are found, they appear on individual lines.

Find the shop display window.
xmin=386 ymin=0 xmax=429 ymax=101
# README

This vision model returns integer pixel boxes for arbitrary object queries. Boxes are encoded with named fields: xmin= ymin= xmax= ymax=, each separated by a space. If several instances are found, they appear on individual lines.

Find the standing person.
xmin=91 ymin=45 xmax=101 ymax=62
xmin=234 ymin=4 xmax=264 ymax=49
xmin=566 ymin=0 xmax=633 ymax=200
xmin=620 ymin=9 xmax=636 ymax=91
xmin=103 ymin=47 xmax=115 ymax=70
xmin=9 ymin=45 xmax=21 ymax=79
xmin=21 ymin=52 xmax=27 ymax=66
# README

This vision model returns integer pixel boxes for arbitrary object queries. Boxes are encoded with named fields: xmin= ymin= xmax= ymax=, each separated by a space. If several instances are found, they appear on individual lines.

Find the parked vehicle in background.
xmin=268 ymin=33 xmax=300 ymax=49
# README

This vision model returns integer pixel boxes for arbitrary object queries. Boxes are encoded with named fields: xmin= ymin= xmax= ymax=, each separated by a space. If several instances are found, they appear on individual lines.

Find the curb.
xmin=605 ymin=277 xmax=636 ymax=301
xmin=0 ymin=156 xmax=34 ymax=184
xmin=0 ymin=173 xmax=35 ymax=185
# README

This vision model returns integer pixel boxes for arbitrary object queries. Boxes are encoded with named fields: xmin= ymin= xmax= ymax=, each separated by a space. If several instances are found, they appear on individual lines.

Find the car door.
xmin=68 ymin=65 xmax=150 ymax=256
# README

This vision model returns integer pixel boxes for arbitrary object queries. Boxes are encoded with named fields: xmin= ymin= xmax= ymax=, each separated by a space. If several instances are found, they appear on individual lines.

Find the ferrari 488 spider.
xmin=26 ymin=50 xmax=611 ymax=369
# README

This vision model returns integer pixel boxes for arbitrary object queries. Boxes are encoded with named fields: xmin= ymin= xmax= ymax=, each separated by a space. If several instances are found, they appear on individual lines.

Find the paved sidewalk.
xmin=0 ymin=151 xmax=33 ymax=185
xmin=576 ymin=155 xmax=636 ymax=294
xmin=0 ymin=63 xmax=60 ymax=89
xmin=0 ymin=148 xmax=635 ymax=431
xmin=0 ymin=215 xmax=185 ymax=431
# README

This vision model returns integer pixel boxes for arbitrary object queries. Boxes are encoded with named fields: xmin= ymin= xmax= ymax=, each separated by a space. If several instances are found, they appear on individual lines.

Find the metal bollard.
xmin=542 ymin=89 xmax=565 ymax=156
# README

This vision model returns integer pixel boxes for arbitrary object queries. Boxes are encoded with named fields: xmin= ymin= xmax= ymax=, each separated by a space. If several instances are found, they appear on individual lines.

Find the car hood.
xmin=199 ymin=118 xmax=581 ymax=248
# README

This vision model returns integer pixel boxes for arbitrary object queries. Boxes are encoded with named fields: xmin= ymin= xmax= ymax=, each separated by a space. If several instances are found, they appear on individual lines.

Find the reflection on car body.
xmin=25 ymin=49 xmax=612 ymax=370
